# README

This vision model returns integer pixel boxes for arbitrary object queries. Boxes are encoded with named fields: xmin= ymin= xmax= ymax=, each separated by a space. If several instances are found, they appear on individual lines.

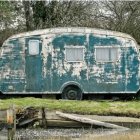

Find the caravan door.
xmin=25 ymin=38 xmax=42 ymax=92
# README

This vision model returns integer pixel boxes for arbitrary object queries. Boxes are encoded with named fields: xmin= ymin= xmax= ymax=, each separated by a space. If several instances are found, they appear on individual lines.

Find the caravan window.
xmin=29 ymin=40 xmax=39 ymax=55
xmin=65 ymin=46 xmax=84 ymax=62
xmin=95 ymin=46 xmax=118 ymax=62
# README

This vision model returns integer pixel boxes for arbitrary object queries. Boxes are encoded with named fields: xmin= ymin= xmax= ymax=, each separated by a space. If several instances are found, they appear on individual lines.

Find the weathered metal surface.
xmin=0 ymin=27 xmax=139 ymax=94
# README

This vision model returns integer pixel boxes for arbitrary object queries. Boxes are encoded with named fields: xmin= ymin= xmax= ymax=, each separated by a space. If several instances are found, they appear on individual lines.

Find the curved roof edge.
xmin=8 ymin=27 xmax=135 ymax=41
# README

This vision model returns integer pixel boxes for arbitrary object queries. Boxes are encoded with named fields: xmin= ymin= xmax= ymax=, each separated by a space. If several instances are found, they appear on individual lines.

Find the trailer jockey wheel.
xmin=62 ymin=86 xmax=83 ymax=100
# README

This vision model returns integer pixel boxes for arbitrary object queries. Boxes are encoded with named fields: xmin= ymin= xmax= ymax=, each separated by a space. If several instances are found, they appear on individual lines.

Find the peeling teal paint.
xmin=126 ymin=47 xmax=139 ymax=91
xmin=0 ymin=28 xmax=140 ymax=95
xmin=46 ymin=53 xmax=52 ymax=69
xmin=52 ymin=35 xmax=86 ymax=49
xmin=89 ymin=34 xmax=122 ymax=46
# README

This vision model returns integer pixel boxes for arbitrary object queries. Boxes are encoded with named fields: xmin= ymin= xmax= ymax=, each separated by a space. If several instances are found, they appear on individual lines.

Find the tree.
xmin=23 ymin=1 xmax=33 ymax=31
xmin=23 ymin=1 xmax=97 ymax=29
xmin=1 ymin=1 xmax=140 ymax=45
xmin=0 ymin=1 xmax=15 ymax=46
xmin=97 ymin=1 xmax=140 ymax=43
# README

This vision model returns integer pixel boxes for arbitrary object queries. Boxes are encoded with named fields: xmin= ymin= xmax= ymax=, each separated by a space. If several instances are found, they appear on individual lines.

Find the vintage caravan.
xmin=0 ymin=27 xmax=140 ymax=100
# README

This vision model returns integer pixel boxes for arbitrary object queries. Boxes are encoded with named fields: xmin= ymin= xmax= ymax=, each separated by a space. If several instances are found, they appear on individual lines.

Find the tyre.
xmin=62 ymin=86 xmax=83 ymax=100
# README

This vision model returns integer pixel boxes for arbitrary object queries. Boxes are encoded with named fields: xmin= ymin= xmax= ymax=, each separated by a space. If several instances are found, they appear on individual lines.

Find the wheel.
xmin=62 ymin=86 xmax=83 ymax=100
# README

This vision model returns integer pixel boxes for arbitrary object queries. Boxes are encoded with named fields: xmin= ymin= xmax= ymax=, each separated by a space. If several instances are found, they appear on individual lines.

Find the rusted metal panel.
xmin=0 ymin=27 xmax=139 ymax=94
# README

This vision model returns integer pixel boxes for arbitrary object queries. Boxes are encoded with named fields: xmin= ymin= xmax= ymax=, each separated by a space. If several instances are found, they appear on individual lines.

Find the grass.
xmin=78 ymin=130 xmax=140 ymax=140
xmin=0 ymin=97 xmax=140 ymax=117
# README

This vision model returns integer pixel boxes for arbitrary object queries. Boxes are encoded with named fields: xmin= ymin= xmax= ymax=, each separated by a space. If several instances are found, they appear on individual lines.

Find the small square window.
xmin=95 ymin=46 xmax=118 ymax=62
xmin=29 ymin=40 xmax=39 ymax=55
xmin=65 ymin=46 xmax=84 ymax=62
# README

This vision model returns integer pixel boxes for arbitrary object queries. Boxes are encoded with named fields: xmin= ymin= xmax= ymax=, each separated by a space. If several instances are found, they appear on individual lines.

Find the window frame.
xmin=28 ymin=40 xmax=40 ymax=55
xmin=95 ymin=46 xmax=119 ymax=63
xmin=65 ymin=46 xmax=85 ymax=62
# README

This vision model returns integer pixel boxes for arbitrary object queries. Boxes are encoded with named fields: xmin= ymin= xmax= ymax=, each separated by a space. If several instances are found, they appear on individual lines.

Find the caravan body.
xmin=0 ymin=27 xmax=139 ymax=99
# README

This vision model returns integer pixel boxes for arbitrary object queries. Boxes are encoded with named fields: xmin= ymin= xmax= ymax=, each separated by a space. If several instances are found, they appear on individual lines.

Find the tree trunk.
xmin=23 ymin=1 xmax=32 ymax=31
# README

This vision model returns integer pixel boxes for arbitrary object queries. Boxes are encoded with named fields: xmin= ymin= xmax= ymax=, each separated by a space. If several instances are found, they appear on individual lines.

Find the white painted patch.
xmin=41 ymin=34 xmax=55 ymax=78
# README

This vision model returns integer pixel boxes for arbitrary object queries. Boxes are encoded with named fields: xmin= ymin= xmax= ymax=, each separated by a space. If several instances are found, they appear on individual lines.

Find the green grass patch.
xmin=0 ymin=97 xmax=140 ymax=117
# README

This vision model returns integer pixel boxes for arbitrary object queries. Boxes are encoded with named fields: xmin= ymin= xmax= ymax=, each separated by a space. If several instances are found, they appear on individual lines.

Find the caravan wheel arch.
xmin=60 ymin=81 xmax=84 ymax=100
